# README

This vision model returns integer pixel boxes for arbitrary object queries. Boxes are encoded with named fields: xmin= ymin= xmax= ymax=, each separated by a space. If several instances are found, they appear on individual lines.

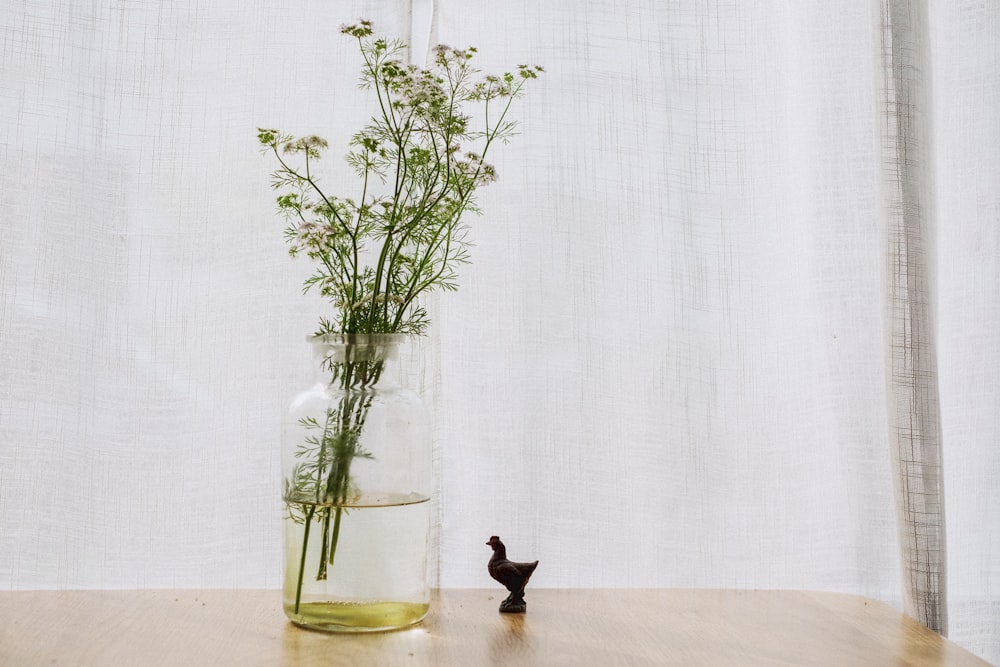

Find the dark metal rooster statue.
xmin=486 ymin=536 xmax=538 ymax=613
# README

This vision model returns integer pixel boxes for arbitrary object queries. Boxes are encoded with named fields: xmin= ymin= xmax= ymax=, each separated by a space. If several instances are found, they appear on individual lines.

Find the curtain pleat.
xmin=876 ymin=0 xmax=948 ymax=634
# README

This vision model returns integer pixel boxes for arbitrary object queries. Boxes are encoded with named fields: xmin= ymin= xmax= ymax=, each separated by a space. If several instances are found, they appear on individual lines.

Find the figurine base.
xmin=498 ymin=598 xmax=526 ymax=614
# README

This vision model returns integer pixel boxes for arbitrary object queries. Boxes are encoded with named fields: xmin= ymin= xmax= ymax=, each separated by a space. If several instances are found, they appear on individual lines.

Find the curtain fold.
xmin=875 ymin=0 xmax=948 ymax=634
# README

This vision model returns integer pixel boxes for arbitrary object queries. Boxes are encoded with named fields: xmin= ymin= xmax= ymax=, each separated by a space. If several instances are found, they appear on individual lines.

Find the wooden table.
xmin=0 ymin=589 xmax=989 ymax=666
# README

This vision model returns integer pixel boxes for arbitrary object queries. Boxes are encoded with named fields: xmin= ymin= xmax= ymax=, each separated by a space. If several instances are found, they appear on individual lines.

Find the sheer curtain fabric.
xmin=0 ymin=0 xmax=996 ymax=662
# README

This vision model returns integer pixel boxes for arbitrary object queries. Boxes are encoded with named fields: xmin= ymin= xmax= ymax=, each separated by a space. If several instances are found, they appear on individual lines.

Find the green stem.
xmin=329 ymin=508 xmax=344 ymax=566
xmin=294 ymin=504 xmax=316 ymax=614
xmin=316 ymin=508 xmax=330 ymax=580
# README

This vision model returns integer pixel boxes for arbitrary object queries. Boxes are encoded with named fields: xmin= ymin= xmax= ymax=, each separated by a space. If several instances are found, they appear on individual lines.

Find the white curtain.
xmin=877 ymin=0 xmax=947 ymax=634
xmin=0 ymin=0 xmax=996 ymax=662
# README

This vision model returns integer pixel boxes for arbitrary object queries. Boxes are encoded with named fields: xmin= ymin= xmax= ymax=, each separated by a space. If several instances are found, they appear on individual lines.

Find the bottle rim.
xmin=308 ymin=333 xmax=414 ymax=346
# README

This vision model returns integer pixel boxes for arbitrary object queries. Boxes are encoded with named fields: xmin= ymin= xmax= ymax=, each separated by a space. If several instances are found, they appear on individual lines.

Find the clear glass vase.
xmin=281 ymin=334 xmax=432 ymax=632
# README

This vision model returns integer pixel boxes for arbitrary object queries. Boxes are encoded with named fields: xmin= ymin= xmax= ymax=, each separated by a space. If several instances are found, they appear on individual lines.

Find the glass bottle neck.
xmin=310 ymin=334 xmax=408 ymax=390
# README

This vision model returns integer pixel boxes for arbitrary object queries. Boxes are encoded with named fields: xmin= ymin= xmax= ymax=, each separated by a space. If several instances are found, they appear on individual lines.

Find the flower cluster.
xmin=260 ymin=21 xmax=541 ymax=337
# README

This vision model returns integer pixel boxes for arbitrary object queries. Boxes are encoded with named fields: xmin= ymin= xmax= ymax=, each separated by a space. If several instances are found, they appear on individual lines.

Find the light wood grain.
xmin=0 ymin=589 xmax=989 ymax=666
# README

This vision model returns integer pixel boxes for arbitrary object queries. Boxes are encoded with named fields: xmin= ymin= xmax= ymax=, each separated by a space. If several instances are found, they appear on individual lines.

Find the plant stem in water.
xmin=329 ymin=507 xmax=344 ymax=565
xmin=295 ymin=504 xmax=316 ymax=614
xmin=317 ymin=508 xmax=330 ymax=580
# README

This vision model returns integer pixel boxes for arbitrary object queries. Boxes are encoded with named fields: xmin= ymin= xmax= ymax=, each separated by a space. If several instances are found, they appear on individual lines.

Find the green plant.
xmin=259 ymin=20 xmax=540 ymax=613
xmin=258 ymin=20 xmax=541 ymax=337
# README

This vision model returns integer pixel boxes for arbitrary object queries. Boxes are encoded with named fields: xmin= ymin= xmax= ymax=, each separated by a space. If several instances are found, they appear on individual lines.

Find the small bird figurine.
xmin=486 ymin=536 xmax=538 ymax=613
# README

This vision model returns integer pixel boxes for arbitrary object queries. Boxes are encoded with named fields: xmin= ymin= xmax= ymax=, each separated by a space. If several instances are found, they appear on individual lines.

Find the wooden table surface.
xmin=0 ymin=589 xmax=989 ymax=666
